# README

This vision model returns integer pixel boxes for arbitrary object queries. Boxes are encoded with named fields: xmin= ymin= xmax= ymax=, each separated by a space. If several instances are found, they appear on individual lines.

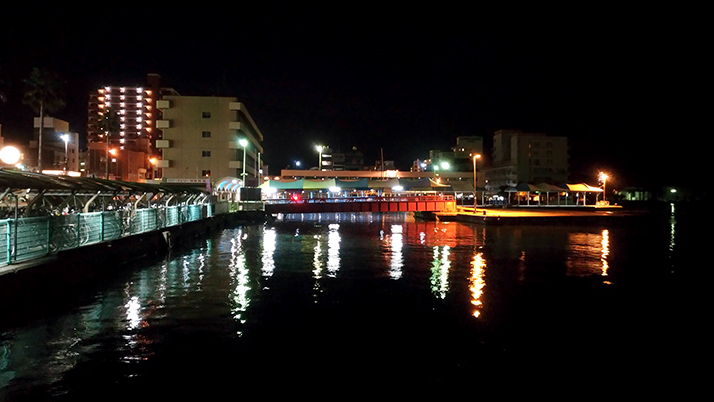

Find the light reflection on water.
xmin=0 ymin=211 xmax=690 ymax=397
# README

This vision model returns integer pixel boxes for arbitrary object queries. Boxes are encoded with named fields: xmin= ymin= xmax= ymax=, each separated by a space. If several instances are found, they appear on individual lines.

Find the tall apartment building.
xmin=86 ymin=73 xmax=179 ymax=180
xmin=485 ymin=129 xmax=569 ymax=191
xmin=156 ymin=96 xmax=264 ymax=186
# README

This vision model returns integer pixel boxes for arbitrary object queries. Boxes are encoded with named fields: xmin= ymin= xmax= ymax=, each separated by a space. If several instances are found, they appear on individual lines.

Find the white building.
xmin=156 ymin=96 xmax=264 ymax=186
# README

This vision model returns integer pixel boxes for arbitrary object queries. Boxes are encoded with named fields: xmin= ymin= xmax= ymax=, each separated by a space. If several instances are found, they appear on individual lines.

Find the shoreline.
xmin=417 ymin=206 xmax=655 ymax=225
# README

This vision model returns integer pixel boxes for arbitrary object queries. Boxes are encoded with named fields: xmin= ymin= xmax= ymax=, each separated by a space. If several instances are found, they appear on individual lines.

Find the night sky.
xmin=0 ymin=9 xmax=705 ymax=188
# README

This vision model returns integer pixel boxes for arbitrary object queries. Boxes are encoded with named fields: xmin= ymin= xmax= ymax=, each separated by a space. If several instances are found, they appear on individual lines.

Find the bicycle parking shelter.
xmin=0 ymin=169 xmax=214 ymax=266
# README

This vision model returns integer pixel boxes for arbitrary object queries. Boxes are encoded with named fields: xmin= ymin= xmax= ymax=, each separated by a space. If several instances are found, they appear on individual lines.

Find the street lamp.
xmin=473 ymin=154 xmax=481 ymax=212
xmin=239 ymin=138 xmax=248 ymax=184
xmin=60 ymin=134 xmax=70 ymax=171
xmin=599 ymin=172 xmax=609 ymax=203
xmin=316 ymin=145 xmax=323 ymax=170
xmin=149 ymin=157 xmax=157 ymax=181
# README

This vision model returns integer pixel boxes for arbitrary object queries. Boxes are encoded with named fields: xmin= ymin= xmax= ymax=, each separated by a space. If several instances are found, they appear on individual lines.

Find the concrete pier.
xmin=421 ymin=206 xmax=648 ymax=226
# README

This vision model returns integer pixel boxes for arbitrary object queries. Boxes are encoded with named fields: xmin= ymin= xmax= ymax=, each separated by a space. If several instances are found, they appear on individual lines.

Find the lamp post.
xmin=599 ymin=172 xmax=608 ymax=203
xmin=149 ymin=157 xmax=157 ymax=181
xmin=105 ymin=133 xmax=110 ymax=179
xmin=60 ymin=134 xmax=69 ymax=171
xmin=316 ymin=145 xmax=323 ymax=170
xmin=239 ymin=138 xmax=248 ymax=185
xmin=473 ymin=154 xmax=481 ymax=213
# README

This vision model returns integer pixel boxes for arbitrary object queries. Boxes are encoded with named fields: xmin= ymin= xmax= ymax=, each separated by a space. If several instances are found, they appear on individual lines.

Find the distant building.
xmin=156 ymin=96 xmax=264 ymax=186
xmin=86 ymin=73 xmax=179 ymax=180
xmin=452 ymin=136 xmax=484 ymax=171
xmin=485 ymin=129 xmax=569 ymax=191
xmin=331 ymin=146 xmax=364 ymax=171
xmin=29 ymin=117 xmax=79 ymax=173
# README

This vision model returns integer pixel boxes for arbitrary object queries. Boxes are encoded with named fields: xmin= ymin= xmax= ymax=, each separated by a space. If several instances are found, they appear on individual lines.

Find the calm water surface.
xmin=0 ymin=210 xmax=702 ymax=399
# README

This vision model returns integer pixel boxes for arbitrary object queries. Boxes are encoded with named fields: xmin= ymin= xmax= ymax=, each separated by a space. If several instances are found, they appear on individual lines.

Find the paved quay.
xmin=429 ymin=205 xmax=647 ymax=225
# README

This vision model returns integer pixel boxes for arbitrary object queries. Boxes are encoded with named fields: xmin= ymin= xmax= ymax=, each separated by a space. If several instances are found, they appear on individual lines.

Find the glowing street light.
xmin=60 ymin=134 xmax=70 ymax=171
xmin=473 ymin=154 xmax=481 ymax=212
xmin=239 ymin=138 xmax=249 ymax=183
xmin=316 ymin=145 xmax=324 ymax=170
xmin=0 ymin=146 xmax=21 ymax=165
xmin=599 ymin=172 xmax=609 ymax=203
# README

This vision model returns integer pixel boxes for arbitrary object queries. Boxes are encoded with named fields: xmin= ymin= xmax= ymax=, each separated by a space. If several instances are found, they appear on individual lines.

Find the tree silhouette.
xmin=97 ymin=109 xmax=120 ymax=179
xmin=22 ymin=68 xmax=65 ymax=171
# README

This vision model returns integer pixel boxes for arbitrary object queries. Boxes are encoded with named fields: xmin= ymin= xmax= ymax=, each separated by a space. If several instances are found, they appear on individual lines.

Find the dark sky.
xmin=0 ymin=9 xmax=705 ymax=188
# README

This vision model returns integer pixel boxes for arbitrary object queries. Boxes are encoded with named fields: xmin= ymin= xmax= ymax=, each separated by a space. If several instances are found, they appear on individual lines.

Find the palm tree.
xmin=97 ymin=109 xmax=120 ymax=179
xmin=23 ymin=68 xmax=65 ymax=171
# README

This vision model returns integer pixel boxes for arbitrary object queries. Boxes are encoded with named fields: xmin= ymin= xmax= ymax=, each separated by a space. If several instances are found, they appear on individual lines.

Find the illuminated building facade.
xmin=156 ymin=96 xmax=264 ymax=186
xmin=86 ymin=73 xmax=179 ymax=180
xmin=485 ymin=129 xmax=569 ymax=191
xmin=30 ymin=117 xmax=80 ymax=173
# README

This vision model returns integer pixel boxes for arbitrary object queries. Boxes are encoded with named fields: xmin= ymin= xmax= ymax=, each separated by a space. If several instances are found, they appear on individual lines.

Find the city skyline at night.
xmin=1 ymin=9 xmax=705 ymax=188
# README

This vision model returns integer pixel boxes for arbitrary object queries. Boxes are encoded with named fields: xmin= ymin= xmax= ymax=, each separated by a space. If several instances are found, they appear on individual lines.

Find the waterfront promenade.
xmin=432 ymin=205 xmax=641 ymax=225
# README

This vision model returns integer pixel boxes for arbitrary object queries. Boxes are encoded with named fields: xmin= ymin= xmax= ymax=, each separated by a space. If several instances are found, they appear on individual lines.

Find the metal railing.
xmin=1 ymin=204 xmax=214 ymax=267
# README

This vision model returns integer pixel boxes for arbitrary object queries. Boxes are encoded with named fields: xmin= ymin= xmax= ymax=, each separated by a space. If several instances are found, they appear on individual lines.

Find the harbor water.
xmin=0 ymin=208 xmax=703 ymax=399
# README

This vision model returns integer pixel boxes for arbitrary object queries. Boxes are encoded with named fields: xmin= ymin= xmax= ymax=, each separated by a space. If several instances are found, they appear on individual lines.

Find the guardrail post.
xmin=5 ymin=221 xmax=11 ymax=264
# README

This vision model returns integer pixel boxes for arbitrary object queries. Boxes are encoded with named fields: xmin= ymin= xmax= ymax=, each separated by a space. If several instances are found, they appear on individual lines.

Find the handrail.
xmin=0 ymin=202 xmax=219 ymax=267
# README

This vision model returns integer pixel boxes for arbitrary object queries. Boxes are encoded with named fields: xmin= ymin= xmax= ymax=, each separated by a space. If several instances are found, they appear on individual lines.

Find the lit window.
xmin=202 ymin=170 xmax=211 ymax=177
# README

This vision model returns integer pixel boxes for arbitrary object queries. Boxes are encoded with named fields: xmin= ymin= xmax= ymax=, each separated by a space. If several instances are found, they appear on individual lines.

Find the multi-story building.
xmin=86 ymin=73 xmax=179 ymax=180
xmin=452 ymin=136 xmax=484 ymax=171
xmin=156 ymin=96 xmax=264 ymax=186
xmin=29 ymin=117 xmax=79 ymax=173
xmin=485 ymin=129 xmax=569 ymax=191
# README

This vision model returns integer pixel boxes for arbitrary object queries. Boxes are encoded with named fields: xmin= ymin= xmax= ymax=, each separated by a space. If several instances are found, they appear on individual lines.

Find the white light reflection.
xmin=390 ymin=224 xmax=403 ymax=279
xmin=430 ymin=246 xmax=451 ymax=299
xmin=327 ymin=224 xmax=340 ymax=277
xmin=229 ymin=230 xmax=250 ymax=334
xmin=125 ymin=296 xmax=142 ymax=330
xmin=470 ymin=253 xmax=486 ymax=318
xmin=669 ymin=203 xmax=676 ymax=269
xmin=262 ymin=227 xmax=276 ymax=277
xmin=313 ymin=235 xmax=323 ymax=278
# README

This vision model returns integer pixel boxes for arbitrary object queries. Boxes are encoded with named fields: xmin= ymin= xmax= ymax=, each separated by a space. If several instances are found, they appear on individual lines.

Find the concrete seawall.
xmin=0 ymin=211 xmax=266 ymax=306
xmin=417 ymin=206 xmax=652 ymax=226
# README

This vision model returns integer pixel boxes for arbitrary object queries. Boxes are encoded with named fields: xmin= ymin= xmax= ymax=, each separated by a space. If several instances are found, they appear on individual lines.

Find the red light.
xmin=291 ymin=193 xmax=301 ymax=202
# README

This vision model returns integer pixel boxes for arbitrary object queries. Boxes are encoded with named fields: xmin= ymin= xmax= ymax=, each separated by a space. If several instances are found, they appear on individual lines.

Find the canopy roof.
xmin=507 ymin=182 xmax=603 ymax=193
xmin=0 ymin=168 xmax=208 ymax=196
